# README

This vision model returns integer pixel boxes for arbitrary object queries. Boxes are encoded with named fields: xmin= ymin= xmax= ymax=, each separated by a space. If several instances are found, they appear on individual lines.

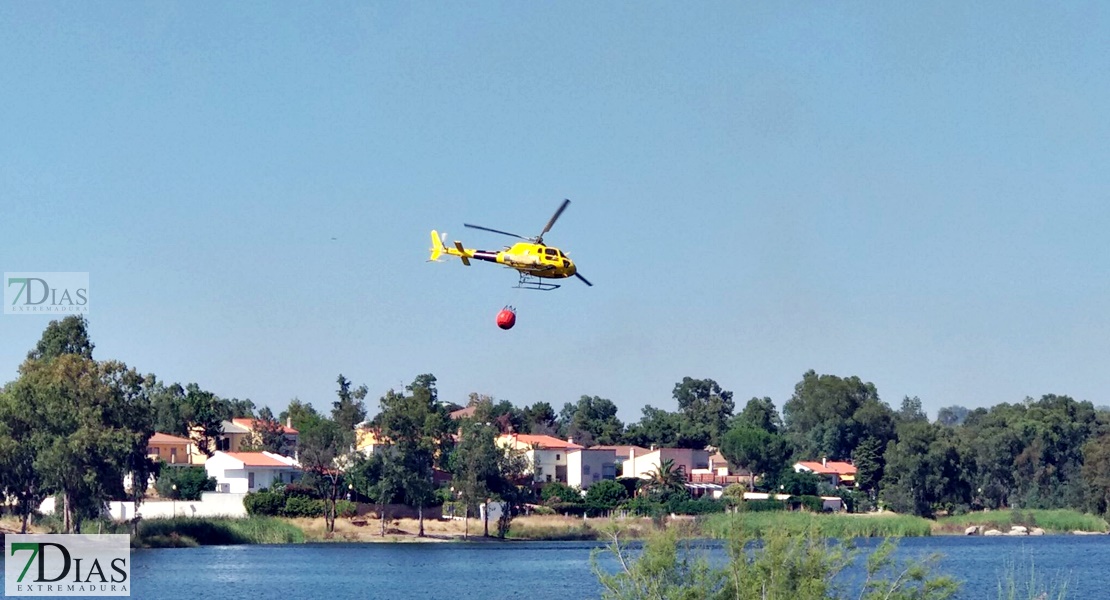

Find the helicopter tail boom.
xmin=430 ymin=230 xmax=476 ymax=266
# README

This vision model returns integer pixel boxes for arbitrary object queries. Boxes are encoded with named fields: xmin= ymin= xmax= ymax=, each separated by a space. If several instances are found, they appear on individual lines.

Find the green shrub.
xmin=281 ymin=483 xmax=321 ymax=499
xmin=542 ymin=482 xmax=582 ymax=504
xmin=244 ymin=491 xmax=285 ymax=516
xmin=283 ymin=496 xmax=324 ymax=518
xmin=622 ymin=496 xmax=664 ymax=517
xmin=738 ymin=499 xmax=788 ymax=512
xmin=549 ymin=501 xmax=589 ymax=516
xmin=531 ymin=506 xmax=556 ymax=515
xmin=154 ymin=467 xmax=216 ymax=501
xmin=586 ymin=480 xmax=629 ymax=512
xmin=789 ymin=495 xmax=825 ymax=513
xmin=335 ymin=500 xmax=358 ymax=518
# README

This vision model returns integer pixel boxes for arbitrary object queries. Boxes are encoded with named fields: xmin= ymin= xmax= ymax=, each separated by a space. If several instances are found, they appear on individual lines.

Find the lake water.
xmin=6 ymin=536 xmax=1106 ymax=599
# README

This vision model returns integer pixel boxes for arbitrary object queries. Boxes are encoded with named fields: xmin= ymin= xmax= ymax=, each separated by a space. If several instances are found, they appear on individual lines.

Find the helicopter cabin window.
xmin=544 ymin=248 xmax=558 ymax=260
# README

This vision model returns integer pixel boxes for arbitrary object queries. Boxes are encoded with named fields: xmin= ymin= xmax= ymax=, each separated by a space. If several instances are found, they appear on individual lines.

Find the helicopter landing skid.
xmin=514 ymin=273 xmax=561 ymax=291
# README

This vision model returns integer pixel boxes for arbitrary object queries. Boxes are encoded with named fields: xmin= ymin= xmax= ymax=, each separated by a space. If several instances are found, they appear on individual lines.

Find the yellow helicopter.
xmin=429 ymin=199 xmax=592 ymax=290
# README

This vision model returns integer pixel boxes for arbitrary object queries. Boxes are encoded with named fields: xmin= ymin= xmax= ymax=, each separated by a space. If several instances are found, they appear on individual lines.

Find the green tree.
xmin=1082 ymin=433 xmax=1110 ymax=516
xmin=149 ymin=379 xmax=189 ymax=436
xmin=376 ymin=376 xmax=451 ymax=536
xmin=672 ymin=377 xmax=735 ymax=448
xmin=154 ymin=466 xmax=216 ymax=500
xmin=734 ymin=396 xmax=782 ymax=434
xmin=27 ymin=315 xmax=94 ymax=361
xmin=561 ymin=395 xmax=624 ymax=446
xmin=783 ymin=370 xmax=895 ymax=461
xmin=10 ymin=354 xmax=152 ymax=533
xmin=851 ymin=436 xmax=884 ymax=499
xmin=298 ymin=418 xmax=351 ymax=534
xmin=896 ymin=396 xmax=928 ymax=425
xmin=0 ymin=387 xmax=47 ymax=533
xmin=449 ymin=420 xmax=500 ymax=538
xmin=642 ymin=458 xmax=687 ymax=500
xmin=447 ymin=419 xmax=528 ymax=537
xmin=719 ymin=424 xmax=788 ymax=491
xmin=522 ymin=401 xmax=559 ymax=435
xmin=225 ymin=398 xmax=256 ymax=418
xmin=280 ymin=398 xmax=324 ymax=434
xmin=880 ymin=422 xmax=968 ymax=517
xmin=624 ymin=406 xmax=706 ymax=449
xmin=244 ymin=406 xmax=292 ymax=455
xmin=332 ymin=374 xmax=369 ymax=432
xmin=181 ymin=384 xmax=229 ymax=457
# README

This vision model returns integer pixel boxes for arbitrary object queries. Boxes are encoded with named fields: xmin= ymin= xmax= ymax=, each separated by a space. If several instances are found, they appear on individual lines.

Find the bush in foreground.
xmin=592 ymin=527 xmax=960 ymax=600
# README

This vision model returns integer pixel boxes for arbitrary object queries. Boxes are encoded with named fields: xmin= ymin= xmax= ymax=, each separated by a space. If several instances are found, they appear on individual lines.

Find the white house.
xmin=204 ymin=451 xmax=300 ymax=494
xmin=566 ymin=448 xmax=618 ymax=490
xmin=497 ymin=434 xmax=584 ymax=485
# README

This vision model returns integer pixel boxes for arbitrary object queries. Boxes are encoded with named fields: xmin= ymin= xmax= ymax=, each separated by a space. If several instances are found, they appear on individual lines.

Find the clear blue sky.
xmin=3 ymin=3 xmax=1110 ymax=422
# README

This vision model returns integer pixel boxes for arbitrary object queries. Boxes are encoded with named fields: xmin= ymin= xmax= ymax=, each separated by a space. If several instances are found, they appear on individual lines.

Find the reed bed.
xmin=933 ymin=509 xmax=1107 ymax=534
xmin=699 ymin=511 xmax=934 ymax=539
xmin=137 ymin=516 xmax=304 ymax=547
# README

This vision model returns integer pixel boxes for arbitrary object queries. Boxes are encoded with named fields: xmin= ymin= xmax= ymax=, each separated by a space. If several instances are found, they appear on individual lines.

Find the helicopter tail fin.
xmin=429 ymin=230 xmax=446 ymax=261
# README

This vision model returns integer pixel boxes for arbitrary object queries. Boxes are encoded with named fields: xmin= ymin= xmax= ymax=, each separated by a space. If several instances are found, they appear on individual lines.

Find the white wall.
xmin=530 ymin=449 xmax=568 ymax=483
xmin=41 ymin=492 xmax=249 ymax=520
xmin=567 ymin=449 xmax=617 ymax=490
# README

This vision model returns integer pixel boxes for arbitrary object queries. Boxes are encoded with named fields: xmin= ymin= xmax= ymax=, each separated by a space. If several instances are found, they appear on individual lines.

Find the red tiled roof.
xmin=501 ymin=434 xmax=583 ymax=450
xmin=149 ymin=432 xmax=191 ymax=445
xmin=224 ymin=452 xmax=295 ymax=468
xmin=796 ymin=461 xmax=856 ymax=476
xmin=232 ymin=417 xmax=298 ymax=435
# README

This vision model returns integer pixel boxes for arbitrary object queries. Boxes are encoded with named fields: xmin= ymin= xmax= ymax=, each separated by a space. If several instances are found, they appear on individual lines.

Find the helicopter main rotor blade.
xmin=537 ymin=198 xmax=571 ymax=243
xmin=464 ymin=223 xmax=531 ymax=240
xmin=574 ymin=272 xmax=593 ymax=287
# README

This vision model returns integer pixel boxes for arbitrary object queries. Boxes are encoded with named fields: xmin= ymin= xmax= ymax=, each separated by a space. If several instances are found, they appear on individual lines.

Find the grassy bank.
xmin=503 ymin=512 xmax=657 ymax=541
xmin=137 ymin=517 xmax=305 ymax=548
xmin=932 ymin=509 xmax=1107 ymax=535
xmin=700 ymin=512 xmax=934 ymax=539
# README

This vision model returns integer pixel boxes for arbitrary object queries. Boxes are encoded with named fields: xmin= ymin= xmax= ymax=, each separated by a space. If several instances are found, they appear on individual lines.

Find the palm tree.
xmin=641 ymin=458 xmax=687 ymax=498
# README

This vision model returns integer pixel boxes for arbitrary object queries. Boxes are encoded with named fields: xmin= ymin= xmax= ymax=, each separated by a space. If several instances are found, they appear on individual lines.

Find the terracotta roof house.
xmin=147 ymin=432 xmax=194 ymax=465
xmin=204 ymin=451 xmax=301 ymax=494
xmin=793 ymin=459 xmax=857 ymax=487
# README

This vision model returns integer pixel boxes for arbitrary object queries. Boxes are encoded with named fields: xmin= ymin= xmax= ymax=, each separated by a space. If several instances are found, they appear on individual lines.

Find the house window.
xmin=150 ymin=447 xmax=159 ymax=455
xmin=248 ymin=472 xmax=255 ymax=489
xmin=555 ymin=454 xmax=561 ymax=460
xmin=546 ymin=474 xmax=552 ymax=482
xmin=170 ymin=448 xmax=177 ymax=463
xmin=583 ymin=465 xmax=591 ymax=475
xmin=593 ymin=474 xmax=600 ymax=481
xmin=536 ymin=467 xmax=543 ymax=475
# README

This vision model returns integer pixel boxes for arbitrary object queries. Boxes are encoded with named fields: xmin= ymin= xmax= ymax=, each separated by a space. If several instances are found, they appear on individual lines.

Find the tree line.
xmin=6 ymin=316 xmax=1110 ymax=537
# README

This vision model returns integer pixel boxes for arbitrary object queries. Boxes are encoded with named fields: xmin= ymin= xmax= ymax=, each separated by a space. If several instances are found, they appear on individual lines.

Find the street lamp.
xmin=171 ymin=484 xmax=177 ymax=518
